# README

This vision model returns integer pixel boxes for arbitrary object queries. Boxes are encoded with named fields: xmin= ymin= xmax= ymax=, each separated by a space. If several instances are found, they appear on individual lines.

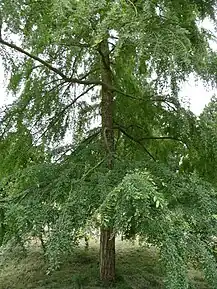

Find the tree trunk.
xmin=100 ymin=228 xmax=115 ymax=281
xmin=0 ymin=208 xmax=5 ymax=247
xmin=99 ymin=39 xmax=115 ymax=282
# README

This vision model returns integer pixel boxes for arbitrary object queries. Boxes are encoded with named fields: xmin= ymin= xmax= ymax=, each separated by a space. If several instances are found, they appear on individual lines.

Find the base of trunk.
xmin=100 ymin=228 xmax=115 ymax=282
xmin=0 ymin=208 xmax=5 ymax=247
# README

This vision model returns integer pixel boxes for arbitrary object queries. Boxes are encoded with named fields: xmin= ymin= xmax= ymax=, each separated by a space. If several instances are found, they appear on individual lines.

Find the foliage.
xmin=183 ymin=96 xmax=217 ymax=187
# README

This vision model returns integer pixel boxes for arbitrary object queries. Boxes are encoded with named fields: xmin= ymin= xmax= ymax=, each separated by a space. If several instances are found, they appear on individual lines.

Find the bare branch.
xmin=81 ymin=157 xmax=106 ymax=180
xmin=138 ymin=135 xmax=188 ymax=148
xmin=56 ymin=84 xmax=96 ymax=119
xmin=43 ymin=78 xmax=66 ymax=89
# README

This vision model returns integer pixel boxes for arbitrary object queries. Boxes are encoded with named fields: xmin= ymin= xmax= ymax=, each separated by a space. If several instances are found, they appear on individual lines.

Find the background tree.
xmin=183 ymin=96 xmax=217 ymax=186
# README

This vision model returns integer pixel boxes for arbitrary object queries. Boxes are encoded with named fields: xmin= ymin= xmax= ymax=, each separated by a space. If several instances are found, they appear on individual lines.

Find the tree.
xmin=1 ymin=0 xmax=217 ymax=285
xmin=184 ymin=96 xmax=217 ymax=186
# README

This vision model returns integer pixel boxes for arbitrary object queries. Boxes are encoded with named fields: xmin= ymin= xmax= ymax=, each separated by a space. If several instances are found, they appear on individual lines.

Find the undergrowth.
xmin=0 ymin=240 xmax=209 ymax=289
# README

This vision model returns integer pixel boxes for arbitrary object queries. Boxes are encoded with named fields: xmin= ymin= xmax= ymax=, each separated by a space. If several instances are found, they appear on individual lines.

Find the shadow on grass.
xmin=0 ymin=240 xmax=209 ymax=289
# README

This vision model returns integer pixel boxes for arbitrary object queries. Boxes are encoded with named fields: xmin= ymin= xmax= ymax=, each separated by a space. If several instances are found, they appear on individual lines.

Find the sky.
xmin=0 ymin=18 xmax=216 ymax=115
xmin=180 ymin=75 xmax=214 ymax=115
xmin=180 ymin=18 xmax=217 ymax=115
xmin=0 ymin=59 xmax=6 ymax=104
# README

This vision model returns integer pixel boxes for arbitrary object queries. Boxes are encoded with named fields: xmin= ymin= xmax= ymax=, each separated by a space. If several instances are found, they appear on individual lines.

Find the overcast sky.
xmin=0 ymin=18 xmax=216 ymax=115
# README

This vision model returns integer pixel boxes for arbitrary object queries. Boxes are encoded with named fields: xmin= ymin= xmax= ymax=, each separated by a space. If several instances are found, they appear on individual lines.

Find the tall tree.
xmin=1 ymin=0 xmax=217 ymax=284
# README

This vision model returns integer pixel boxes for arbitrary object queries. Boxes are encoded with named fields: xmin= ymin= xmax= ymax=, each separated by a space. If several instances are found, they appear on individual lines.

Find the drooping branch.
xmin=116 ymin=123 xmax=186 ymax=146
xmin=35 ymin=85 xmax=96 ymax=142
xmin=0 ymin=38 xmax=102 ymax=86
xmin=79 ymin=68 xmax=100 ymax=80
xmin=0 ymin=38 xmax=69 ymax=81
xmin=115 ymin=90 xmax=178 ymax=107
xmin=139 ymin=136 xmax=183 ymax=141
xmin=0 ymin=29 xmax=179 ymax=108
xmin=116 ymin=125 xmax=156 ymax=161
xmin=55 ymin=128 xmax=101 ymax=162
xmin=0 ymin=131 xmax=102 ymax=203
xmin=44 ymin=80 xmax=68 ymax=95
xmin=57 ymin=84 xmax=96 ymax=117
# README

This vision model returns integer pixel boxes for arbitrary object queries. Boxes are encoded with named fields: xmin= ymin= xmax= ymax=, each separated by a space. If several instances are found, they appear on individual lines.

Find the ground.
xmin=0 ymin=240 xmax=209 ymax=289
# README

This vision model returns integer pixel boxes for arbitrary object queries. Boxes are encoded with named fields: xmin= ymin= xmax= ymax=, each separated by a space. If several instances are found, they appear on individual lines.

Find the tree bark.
xmin=100 ymin=228 xmax=115 ymax=281
xmin=99 ymin=39 xmax=115 ymax=282
xmin=0 ymin=208 xmax=5 ymax=247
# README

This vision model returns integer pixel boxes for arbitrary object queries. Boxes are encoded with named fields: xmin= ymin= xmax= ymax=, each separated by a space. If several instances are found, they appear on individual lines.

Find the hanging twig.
xmin=34 ymin=85 xmax=96 ymax=142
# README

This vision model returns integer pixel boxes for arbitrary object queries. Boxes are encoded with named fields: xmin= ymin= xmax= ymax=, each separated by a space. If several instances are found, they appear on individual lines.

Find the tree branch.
xmin=55 ymin=129 xmax=101 ymax=162
xmin=0 ymin=34 xmax=179 ymax=108
xmin=59 ymin=40 xmax=89 ymax=48
xmin=0 ymin=38 xmax=70 ymax=80
xmin=138 ymin=135 xmax=189 ymax=148
xmin=109 ymin=86 xmax=179 ymax=108
xmin=138 ymin=136 xmax=183 ymax=141
xmin=35 ymin=85 xmax=96 ymax=142
xmin=116 ymin=126 xmax=156 ymax=161
xmin=115 ymin=123 xmax=187 ymax=147
xmin=44 ymin=80 xmax=68 ymax=95
xmin=0 ymin=38 xmax=102 ymax=86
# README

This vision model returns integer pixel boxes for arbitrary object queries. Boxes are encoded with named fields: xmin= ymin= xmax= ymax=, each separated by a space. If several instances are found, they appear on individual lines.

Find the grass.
xmin=0 ymin=239 xmax=209 ymax=289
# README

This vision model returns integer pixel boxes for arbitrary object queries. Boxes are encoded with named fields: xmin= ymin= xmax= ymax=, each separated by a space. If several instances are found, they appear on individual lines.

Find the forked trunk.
xmin=99 ymin=38 xmax=115 ymax=282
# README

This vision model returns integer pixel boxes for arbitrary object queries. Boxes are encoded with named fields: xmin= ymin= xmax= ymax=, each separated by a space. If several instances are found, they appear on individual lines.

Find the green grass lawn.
xmin=0 ymin=240 xmax=209 ymax=289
